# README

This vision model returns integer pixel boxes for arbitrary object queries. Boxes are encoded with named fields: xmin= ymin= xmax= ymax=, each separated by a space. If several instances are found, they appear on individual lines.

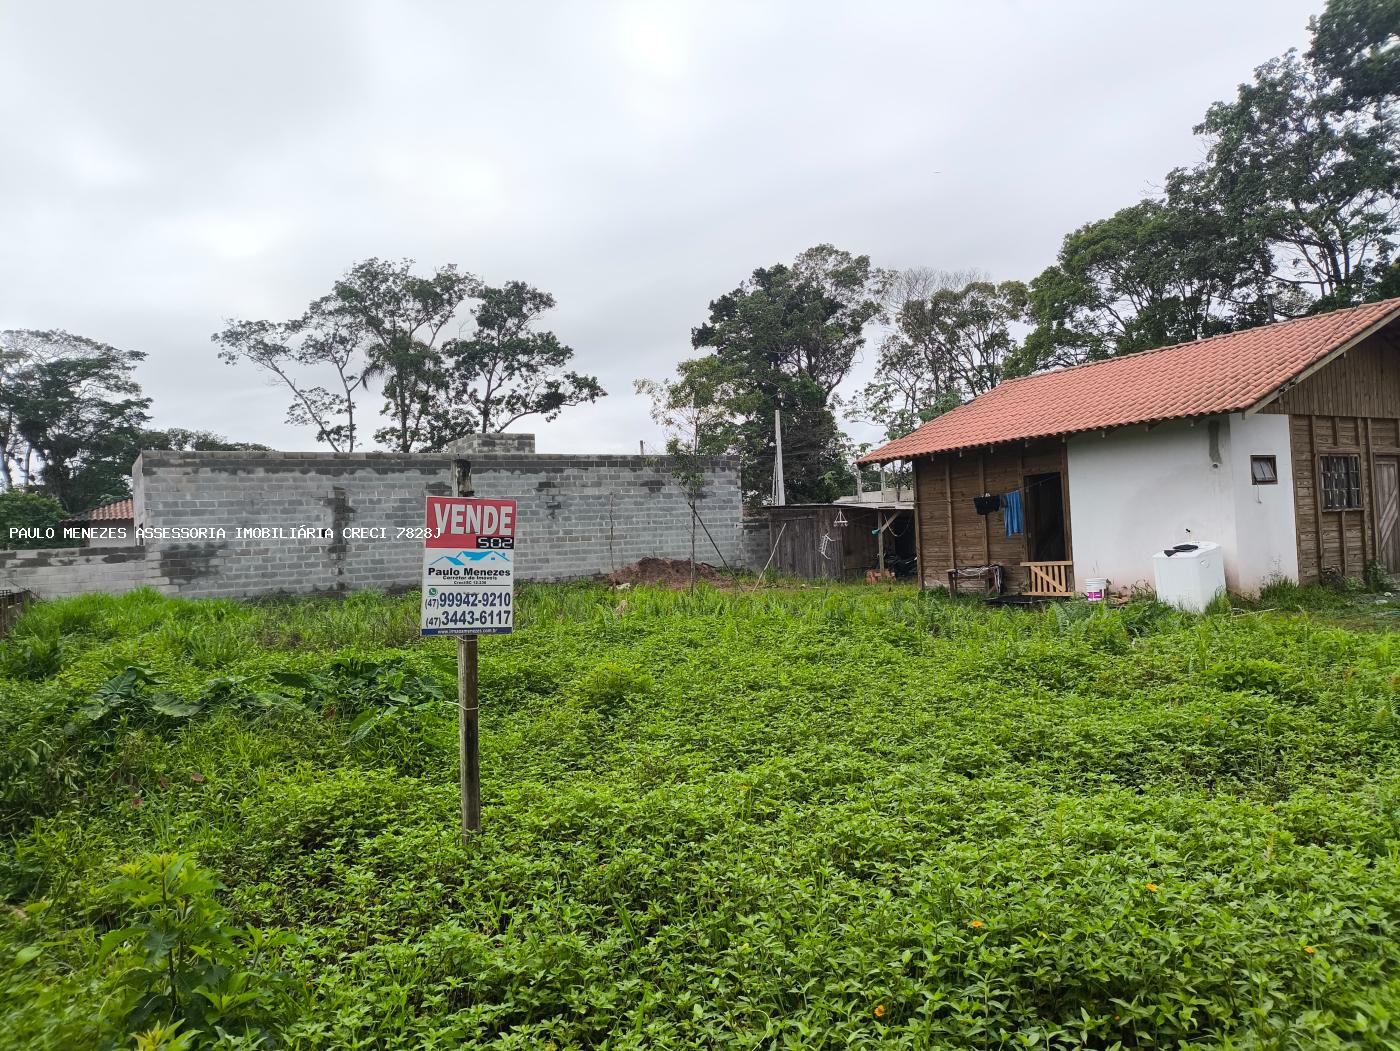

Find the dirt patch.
xmin=609 ymin=558 xmax=724 ymax=588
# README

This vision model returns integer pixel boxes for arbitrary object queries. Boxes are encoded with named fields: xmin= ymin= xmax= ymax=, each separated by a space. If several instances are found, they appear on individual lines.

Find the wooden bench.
xmin=948 ymin=564 xmax=1003 ymax=597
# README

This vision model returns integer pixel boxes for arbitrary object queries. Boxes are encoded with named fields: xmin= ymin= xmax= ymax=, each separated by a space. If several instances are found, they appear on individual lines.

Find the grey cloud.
xmin=0 ymin=0 xmax=1322 ymax=454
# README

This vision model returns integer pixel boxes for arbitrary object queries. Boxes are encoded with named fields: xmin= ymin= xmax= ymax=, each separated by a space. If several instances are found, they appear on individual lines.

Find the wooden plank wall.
xmin=1287 ymin=414 xmax=1400 ymax=582
xmin=768 ymin=510 xmax=823 ymax=580
xmin=766 ymin=506 xmax=886 ymax=580
xmin=1263 ymin=326 xmax=1400 ymax=418
xmin=914 ymin=439 xmax=1068 ymax=592
xmin=1265 ymin=326 xmax=1400 ymax=582
xmin=839 ymin=508 xmax=881 ymax=578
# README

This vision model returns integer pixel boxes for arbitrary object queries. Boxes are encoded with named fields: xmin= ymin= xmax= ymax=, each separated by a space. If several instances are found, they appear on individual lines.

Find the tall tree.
xmin=0 ymin=491 xmax=72 ymax=549
xmin=880 ymin=266 xmax=987 ymax=317
xmin=328 ymin=258 xmax=479 ymax=451
xmin=865 ymin=267 xmax=985 ymax=426
xmin=1195 ymin=49 xmax=1400 ymax=310
xmin=0 ymin=331 xmax=151 ymax=510
xmin=0 ymin=334 xmax=27 ymax=490
xmin=635 ymin=375 xmax=732 ymax=587
xmin=218 ymin=259 xmax=598 ymax=452
xmin=1018 ymin=5 xmax=1400 ymax=371
xmin=1022 ymin=182 xmax=1274 ymax=371
xmin=861 ymin=279 xmax=1027 ymax=440
xmin=216 ymin=259 xmax=476 ymax=453
xmin=214 ymin=309 xmax=368 ymax=451
xmin=681 ymin=244 xmax=888 ymax=504
xmin=437 ymin=282 xmax=604 ymax=439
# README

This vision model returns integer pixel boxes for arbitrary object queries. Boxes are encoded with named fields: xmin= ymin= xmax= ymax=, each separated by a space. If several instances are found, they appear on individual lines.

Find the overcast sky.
xmin=1 ymin=0 xmax=1323 ymax=454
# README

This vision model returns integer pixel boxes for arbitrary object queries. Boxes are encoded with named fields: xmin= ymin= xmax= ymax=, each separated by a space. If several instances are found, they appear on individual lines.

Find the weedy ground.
xmin=1 ymin=583 xmax=1399 ymax=1049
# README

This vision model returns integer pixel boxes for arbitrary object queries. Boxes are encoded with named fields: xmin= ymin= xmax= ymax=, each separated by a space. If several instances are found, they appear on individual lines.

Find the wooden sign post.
xmin=457 ymin=462 xmax=480 ymax=838
xmin=420 ymin=459 xmax=516 ymax=842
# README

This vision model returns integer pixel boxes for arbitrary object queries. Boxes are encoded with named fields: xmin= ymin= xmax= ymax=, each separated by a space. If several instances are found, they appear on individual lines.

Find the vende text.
xmin=432 ymin=502 xmax=515 ymax=538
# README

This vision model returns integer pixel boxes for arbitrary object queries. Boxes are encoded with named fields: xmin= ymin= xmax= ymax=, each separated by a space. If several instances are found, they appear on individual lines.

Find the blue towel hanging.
xmin=1003 ymin=489 xmax=1024 ymax=537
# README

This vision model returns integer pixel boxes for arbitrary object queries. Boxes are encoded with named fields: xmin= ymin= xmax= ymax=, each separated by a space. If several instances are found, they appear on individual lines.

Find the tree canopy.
xmin=861 ymin=277 xmax=1027 ymax=441
xmin=439 ymin=282 xmax=604 ymax=438
xmin=0 ymin=330 xmax=151 ymax=511
xmin=1309 ymin=0 xmax=1400 ymax=107
xmin=676 ymin=245 xmax=888 ymax=504
xmin=1022 ymin=0 xmax=1400 ymax=372
xmin=1196 ymin=48 xmax=1400 ymax=311
xmin=638 ymin=2 xmax=1400 ymax=501
xmin=0 ymin=490 xmax=73 ymax=548
xmin=136 ymin=428 xmax=270 ymax=453
xmin=215 ymin=259 xmax=602 ymax=452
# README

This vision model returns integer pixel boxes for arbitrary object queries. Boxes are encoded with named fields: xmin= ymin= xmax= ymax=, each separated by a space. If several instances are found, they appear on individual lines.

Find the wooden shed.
xmin=762 ymin=500 xmax=916 ymax=581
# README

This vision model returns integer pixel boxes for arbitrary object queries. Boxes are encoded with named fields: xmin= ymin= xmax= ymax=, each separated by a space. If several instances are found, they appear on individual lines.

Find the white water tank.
xmin=1152 ymin=541 xmax=1226 ymax=612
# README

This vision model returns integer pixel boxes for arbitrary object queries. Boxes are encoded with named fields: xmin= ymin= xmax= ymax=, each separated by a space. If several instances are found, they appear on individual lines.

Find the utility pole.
xmin=772 ymin=409 xmax=786 ymax=507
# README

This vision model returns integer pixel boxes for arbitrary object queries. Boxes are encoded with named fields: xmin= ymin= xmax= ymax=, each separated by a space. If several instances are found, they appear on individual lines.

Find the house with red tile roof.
xmin=60 ymin=497 xmax=134 ymax=548
xmin=859 ymin=298 xmax=1400 ymax=597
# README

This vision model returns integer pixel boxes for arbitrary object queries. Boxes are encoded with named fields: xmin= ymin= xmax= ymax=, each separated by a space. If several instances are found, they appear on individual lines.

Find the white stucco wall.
xmin=1226 ymin=413 xmax=1298 ymax=589
xmin=1066 ymin=413 xmax=1297 ymax=596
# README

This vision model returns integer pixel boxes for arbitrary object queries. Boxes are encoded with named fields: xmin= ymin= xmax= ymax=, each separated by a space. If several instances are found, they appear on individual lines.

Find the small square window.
xmin=1320 ymin=454 xmax=1362 ymax=510
xmin=1250 ymin=455 xmax=1278 ymax=485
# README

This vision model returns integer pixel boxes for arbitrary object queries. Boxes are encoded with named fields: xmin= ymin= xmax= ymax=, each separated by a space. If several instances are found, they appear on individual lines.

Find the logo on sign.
xmin=431 ymin=550 xmax=512 ymax=566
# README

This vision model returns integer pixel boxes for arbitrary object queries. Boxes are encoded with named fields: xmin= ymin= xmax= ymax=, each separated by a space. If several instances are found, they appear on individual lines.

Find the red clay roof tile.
xmin=859 ymin=298 xmax=1400 ymax=463
xmin=70 ymin=498 xmax=134 ymax=522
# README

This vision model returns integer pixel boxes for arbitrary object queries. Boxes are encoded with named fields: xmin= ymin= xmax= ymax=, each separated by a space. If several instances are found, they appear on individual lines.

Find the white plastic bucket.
xmin=1084 ymin=577 xmax=1109 ymax=602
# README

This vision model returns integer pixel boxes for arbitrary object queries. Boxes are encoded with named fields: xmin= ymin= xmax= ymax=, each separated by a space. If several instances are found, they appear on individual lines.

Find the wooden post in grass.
xmin=454 ymin=458 xmax=481 ymax=839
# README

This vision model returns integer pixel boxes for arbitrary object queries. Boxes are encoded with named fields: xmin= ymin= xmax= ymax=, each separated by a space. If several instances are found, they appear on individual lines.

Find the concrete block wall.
xmin=445 ymin=432 xmax=538 ymax=455
xmin=739 ymin=516 xmax=772 ymax=571
xmin=0 ymin=545 xmax=164 ymax=601
xmin=133 ymin=449 xmax=748 ymax=599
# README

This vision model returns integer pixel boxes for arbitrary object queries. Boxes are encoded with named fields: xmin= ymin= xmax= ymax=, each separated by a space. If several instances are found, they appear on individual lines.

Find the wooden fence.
xmin=0 ymin=589 xmax=34 ymax=636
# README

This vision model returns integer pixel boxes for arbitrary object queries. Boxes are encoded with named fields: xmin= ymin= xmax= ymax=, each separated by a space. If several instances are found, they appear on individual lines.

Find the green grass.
xmin=2 ymin=584 xmax=1400 ymax=1048
xmin=1244 ymin=578 xmax=1400 ymax=631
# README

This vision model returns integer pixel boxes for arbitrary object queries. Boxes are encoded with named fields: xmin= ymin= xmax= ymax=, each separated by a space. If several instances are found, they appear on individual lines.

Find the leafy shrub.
xmin=277 ymin=651 xmax=450 ymax=739
xmin=97 ymin=853 xmax=293 ymax=1043
xmin=75 ymin=666 xmax=294 ymax=730
xmin=155 ymin=618 xmax=253 ymax=669
xmin=573 ymin=661 xmax=654 ymax=716
xmin=0 ymin=633 xmax=64 ymax=679
xmin=1203 ymin=657 xmax=1308 ymax=701
xmin=1366 ymin=558 xmax=1393 ymax=593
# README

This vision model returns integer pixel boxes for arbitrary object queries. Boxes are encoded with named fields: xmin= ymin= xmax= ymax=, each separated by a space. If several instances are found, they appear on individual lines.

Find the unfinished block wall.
xmin=129 ymin=448 xmax=746 ymax=599
xmin=0 ymin=545 xmax=163 ymax=601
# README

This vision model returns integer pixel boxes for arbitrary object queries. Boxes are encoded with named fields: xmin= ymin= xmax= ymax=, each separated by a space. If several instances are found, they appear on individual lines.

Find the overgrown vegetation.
xmin=2 ymin=585 xmax=1400 ymax=1048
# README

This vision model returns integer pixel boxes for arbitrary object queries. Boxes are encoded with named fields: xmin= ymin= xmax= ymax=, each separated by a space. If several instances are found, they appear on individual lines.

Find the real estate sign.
xmin=420 ymin=496 xmax=517 ymax=636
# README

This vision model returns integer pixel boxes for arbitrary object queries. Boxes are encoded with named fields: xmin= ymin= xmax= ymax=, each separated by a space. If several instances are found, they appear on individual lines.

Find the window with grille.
xmin=1320 ymin=454 xmax=1361 ymax=510
xmin=1250 ymin=455 xmax=1277 ymax=485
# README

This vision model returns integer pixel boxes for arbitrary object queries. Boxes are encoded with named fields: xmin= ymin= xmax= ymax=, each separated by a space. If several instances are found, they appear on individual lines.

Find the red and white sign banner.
xmin=420 ymin=496 xmax=516 ymax=636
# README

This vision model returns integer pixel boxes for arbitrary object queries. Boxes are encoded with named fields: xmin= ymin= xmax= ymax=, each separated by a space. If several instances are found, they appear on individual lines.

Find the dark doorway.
xmin=1025 ymin=472 xmax=1067 ymax=561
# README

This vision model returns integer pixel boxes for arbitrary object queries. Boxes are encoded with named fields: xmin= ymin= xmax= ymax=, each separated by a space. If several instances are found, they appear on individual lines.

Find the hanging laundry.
xmin=973 ymin=493 xmax=1001 ymax=515
xmin=1003 ymin=489 xmax=1024 ymax=537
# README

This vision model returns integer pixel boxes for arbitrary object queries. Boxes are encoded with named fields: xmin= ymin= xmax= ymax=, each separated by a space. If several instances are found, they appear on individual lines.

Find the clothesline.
xmin=973 ymin=476 xmax=1061 ymax=538
xmin=976 ymin=474 xmax=1063 ymax=499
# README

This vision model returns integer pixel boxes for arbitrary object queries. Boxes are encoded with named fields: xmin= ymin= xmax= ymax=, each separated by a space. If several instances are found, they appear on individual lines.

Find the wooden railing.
xmin=1021 ymin=561 xmax=1074 ymax=598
